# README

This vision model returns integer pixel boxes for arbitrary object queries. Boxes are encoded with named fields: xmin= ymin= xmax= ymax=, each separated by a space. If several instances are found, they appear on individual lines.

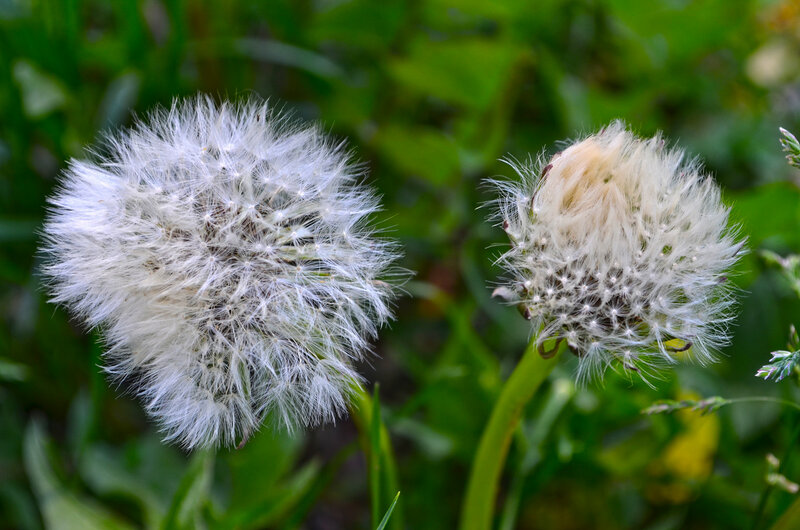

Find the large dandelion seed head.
xmin=491 ymin=121 xmax=744 ymax=382
xmin=41 ymin=96 xmax=399 ymax=449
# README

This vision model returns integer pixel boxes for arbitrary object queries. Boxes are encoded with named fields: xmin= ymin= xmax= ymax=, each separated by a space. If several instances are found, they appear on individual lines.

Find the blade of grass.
xmin=772 ymin=492 xmax=800 ymax=530
xmin=350 ymin=385 xmax=402 ymax=530
xmin=376 ymin=492 xmax=401 ymax=530
xmin=370 ymin=385 xmax=382 ymax=528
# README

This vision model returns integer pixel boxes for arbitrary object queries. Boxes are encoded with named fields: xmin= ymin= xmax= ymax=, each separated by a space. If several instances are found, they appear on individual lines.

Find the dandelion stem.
xmin=460 ymin=336 xmax=563 ymax=530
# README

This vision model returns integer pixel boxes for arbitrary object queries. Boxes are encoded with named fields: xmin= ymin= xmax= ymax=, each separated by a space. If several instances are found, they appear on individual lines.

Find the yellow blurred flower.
xmin=647 ymin=391 xmax=721 ymax=503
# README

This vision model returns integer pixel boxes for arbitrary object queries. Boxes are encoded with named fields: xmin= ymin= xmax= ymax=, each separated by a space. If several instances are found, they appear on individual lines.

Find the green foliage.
xmin=0 ymin=357 xmax=28 ymax=382
xmin=3 ymin=0 xmax=800 ymax=529
xmin=23 ymin=419 xmax=137 ymax=530
xmin=762 ymin=250 xmax=800 ymax=299
xmin=162 ymin=451 xmax=214 ymax=530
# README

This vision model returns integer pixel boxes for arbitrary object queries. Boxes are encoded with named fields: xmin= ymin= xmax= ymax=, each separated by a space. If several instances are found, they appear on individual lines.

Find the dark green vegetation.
xmin=2 ymin=1 xmax=800 ymax=528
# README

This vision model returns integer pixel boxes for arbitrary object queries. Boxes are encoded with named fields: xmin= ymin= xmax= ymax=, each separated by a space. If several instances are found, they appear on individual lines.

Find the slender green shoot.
xmin=460 ymin=336 xmax=563 ymax=530
xmin=376 ymin=492 xmax=401 ymax=530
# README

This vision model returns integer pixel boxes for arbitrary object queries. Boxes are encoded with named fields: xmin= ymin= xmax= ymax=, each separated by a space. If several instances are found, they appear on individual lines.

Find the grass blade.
xmin=376 ymin=492 xmax=401 ymax=530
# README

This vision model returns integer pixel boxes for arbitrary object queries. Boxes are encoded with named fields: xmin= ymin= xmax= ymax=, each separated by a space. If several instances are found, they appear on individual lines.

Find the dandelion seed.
xmin=40 ymin=96 xmax=401 ymax=449
xmin=490 ymin=121 xmax=744 ymax=381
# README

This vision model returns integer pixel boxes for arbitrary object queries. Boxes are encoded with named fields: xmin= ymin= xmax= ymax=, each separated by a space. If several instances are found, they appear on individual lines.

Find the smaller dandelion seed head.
xmin=39 ymin=95 xmax=404 ymax=449
xmin=489 ymin=121 xmax=744 ymax=382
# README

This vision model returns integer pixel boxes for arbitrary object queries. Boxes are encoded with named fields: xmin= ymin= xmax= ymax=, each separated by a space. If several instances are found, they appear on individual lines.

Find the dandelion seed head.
xmin=491 ymin=121 xmax=743 ymax=382
xmin=40 ymin=96 xmax=400 ymax=448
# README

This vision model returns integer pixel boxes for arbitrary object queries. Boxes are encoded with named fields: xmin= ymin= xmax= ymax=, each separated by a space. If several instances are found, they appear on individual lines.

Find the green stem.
xmin=460 ymin=337 xmax=563 ymax=530
xmin=752 ymin=413 xmax=800 ymax=530
xmin=349 ymin=385 xmax=402 ymax=530
xmin=726 ymin=397 xmax=800 ymax=412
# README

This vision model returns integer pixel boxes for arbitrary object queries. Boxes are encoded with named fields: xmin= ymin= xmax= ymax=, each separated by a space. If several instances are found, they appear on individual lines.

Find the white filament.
xmin=491 ymin=121 xmax=744 ymax=383
xmin=41 ymin=96 xmax=400 ymax=448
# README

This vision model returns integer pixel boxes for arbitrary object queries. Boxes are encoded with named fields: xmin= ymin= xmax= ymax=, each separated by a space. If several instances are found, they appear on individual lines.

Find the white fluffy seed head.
xmin=491 ymin=121 xmax=744 ymax=383
xmin=41 ymin=96 xmax=400 ymax=449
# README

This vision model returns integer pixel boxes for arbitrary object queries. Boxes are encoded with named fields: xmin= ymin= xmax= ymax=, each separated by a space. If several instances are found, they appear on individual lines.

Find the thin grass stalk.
xmin=350 ymin=385 xmax=402 ymax=530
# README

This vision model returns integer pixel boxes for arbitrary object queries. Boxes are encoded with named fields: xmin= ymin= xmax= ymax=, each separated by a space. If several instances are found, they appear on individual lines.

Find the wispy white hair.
xmin=491 ymin=121 xmax=744 ymax=383
xmin=41 ymin=96 xmax=400 ymax=449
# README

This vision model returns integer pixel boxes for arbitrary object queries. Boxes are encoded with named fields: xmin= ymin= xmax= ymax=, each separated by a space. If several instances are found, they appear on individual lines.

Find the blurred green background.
xmin=3 ymin=0 xmax=800 ymax=528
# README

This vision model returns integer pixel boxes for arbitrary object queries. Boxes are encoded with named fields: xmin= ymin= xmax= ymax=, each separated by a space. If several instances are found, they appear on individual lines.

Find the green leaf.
xmin=728 ymin=182 xmax=800 ymax=286
xmin=373 ymin=125 xmax=461 ymax=185
xmin=729 ymin=183 xmax=800 ymax=249
xmin=0 ymin=219 xmax=39 ymax=243
xmin=234 ymin=38 xmax=343 ymax=78
xmin=761 ymin=250 xmax=800 ymax=298
xmin=12 ymin=60 xmax=68 ymax=118
xmin=388 ymin=39 xmax=522 ymax=109
xmin=218 ymin=459 xmax=320 ymax=530
xmin=97 ymin=72 xmax=140 ymax=130
xmin=309 ymin=0 xmax=406 ymax=51
xmin=0 ymin=481 xmax=44 ymax=530
xmin=0 ymin=358 xmax=28 ymax=382
xmin=773 ymin=493 xmax=800 ymax=530
xmin=80 ymin=445 xmax=166 ymax=530
xmin=221 ymin=423 xmax=304 ymax=519
xmin=161 ymin=450 xmax=214 ymax=530
xmin=279 ymin=443 xmax=358 ymax=529
xmin=376 ymin=491 xmax=401 ymax=530
xmin=391 ymin=417 xmax=454 ymax=459
xmin=423 ymin=0 xmax=525 ymax=20
xmin=23 ymin=419 xmax=136 ymax=530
